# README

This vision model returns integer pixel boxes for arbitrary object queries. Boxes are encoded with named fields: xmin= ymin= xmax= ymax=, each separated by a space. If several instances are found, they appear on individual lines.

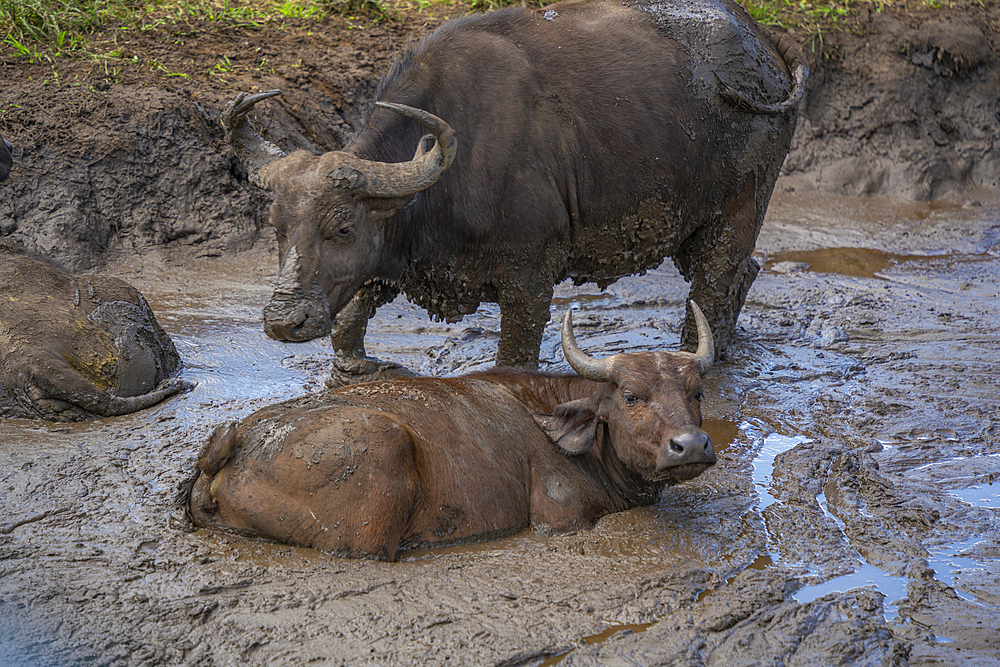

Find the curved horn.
xmin=221 ymin=90 xmax=287 ymax=189
xmin=561 ymin=310 xmax=613 ymax=382
xmin=687 ymin=300 xmax=714 ymax=375
xmin=356 ymin=102 xmax=457 ymax=198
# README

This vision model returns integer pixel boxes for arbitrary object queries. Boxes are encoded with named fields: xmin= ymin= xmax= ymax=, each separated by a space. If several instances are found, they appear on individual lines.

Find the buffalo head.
xmin=221 ymin=91 xmax=456 ymax=342
xmin=537 ymin=302 xmax=717 ymax=483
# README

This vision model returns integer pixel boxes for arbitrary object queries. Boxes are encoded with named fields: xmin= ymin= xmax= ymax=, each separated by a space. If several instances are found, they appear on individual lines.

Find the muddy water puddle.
xmin=2 ymin=193 xmax=999 ymax=664
xmin=763 ymin=246 xmax=1000 ymax=281
xmin=764 ymin=247 xmax=942 ymax=278
xmin=743 ymin=422 xmax=999 ymax=621
xmin=795 ymin=535 xmax=996 ymax=623
xmin=949 ymin=483 xmax=1000 ymax=508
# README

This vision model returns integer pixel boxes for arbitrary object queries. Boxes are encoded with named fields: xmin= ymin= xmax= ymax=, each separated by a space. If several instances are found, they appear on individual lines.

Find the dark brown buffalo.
xmin=189 ymin=302 xmax=718 ymax=561
xmin=0 ymin=240 xmax=193 ymax=421
xmin=222 ymin=0 xmax=805 ymax=379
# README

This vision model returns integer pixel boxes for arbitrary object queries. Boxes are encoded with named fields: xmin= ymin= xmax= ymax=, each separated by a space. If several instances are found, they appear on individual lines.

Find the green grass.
xmin=0 ymin=0 xmax=357 ymax=56
xmin=742 ymin=0 xmax=856 ymax=29
xmin=0 ymin=0 xmax=954 ymax=59
xmin=1 ymin=0 xmax=113 ymax=54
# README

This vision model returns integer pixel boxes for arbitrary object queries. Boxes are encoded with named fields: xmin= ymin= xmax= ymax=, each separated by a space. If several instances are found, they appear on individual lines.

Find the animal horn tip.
xmin=687 ymin=300 xmax=714 ymax=374
xmin=688 ymin=300 xmax=704 ymax=320
xmin=560 ymin=308 xmax=612 ymax=382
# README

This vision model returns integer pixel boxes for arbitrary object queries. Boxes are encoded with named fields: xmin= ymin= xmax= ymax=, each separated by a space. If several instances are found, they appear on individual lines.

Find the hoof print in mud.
xmin=190 ymin=305 xmax=717 ymax=561
xmin=226 ymin=0 xmax=806 ymax=368
xmin=0 ymin=240 xmax=194 ymax=422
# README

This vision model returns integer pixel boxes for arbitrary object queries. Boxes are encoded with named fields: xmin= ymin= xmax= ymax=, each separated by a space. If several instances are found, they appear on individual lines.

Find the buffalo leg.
xmin=496 ymin=283 xmax=553 ymax=368
xmin=328 ymin=282 xmax=414 ymax=388
xmin=329 ymin=288 xmax=377 ymax=359
xmin=677 ymin=177 xmax=764 ymax=357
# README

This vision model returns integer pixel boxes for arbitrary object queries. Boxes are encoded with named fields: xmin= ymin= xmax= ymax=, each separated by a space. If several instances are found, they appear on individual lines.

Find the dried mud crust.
xmin=0 ymin=2 xmax=998 ymax=268
xmin=781 ymin=1 xmax=1000 ymax=201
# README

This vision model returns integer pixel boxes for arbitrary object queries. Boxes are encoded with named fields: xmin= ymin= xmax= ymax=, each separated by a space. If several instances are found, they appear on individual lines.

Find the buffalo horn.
xmin=357 ymin=102 xmax=457 ymax=198
xmin=221 ymin=90 xmax=287 ymax=190
xmin=561 ymin=300 xmax=714 ymax=381
xmin=561 ymin=310 xmax=613 ymax=382
xmin=686 ymin=300 xmax=714 ymax=375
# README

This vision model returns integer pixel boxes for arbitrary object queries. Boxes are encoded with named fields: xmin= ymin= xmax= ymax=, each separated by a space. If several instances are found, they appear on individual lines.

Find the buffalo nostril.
xmin=665 ymin=431 xmax=714 ymax=462
xmin=658 ymin=429 xmax=716 ymax=476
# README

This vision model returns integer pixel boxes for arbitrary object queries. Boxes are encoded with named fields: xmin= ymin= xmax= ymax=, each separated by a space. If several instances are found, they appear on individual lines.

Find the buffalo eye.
xmin=693 ymin=390 xmax=704 ymax=402
xmin=327 ymin=206 xmax=355 ymax=240
xmin=622 ymin=390 xmax=642 ymax=407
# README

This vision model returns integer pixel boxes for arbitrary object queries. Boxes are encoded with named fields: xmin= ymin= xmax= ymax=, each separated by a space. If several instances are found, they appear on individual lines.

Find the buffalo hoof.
xmin=326 ymin=355 xmax=416 ymax=388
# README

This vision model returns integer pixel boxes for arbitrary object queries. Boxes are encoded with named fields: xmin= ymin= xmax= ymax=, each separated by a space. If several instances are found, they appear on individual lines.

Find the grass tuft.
xmin=1 ymin=0 xmax=117 ymax=53
xmin=321 ymin=0 xmax=395 ymax=21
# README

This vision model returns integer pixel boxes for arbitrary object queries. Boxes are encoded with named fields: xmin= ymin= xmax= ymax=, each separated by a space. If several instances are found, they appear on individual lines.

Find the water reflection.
xmin=765 ymin=247 xmax=923 ymax=278
xmin=170 ymin=326 xmax=333 ymax=404
xmin=752 ymin=431 xmax=811 ymax=511
xmin=793 ymin=535 xmax=992 ymax=619
xmin=948 ymin=484 xmax=999 ymax=508
xmin=794 ymin=562 xmax=908 ymax=616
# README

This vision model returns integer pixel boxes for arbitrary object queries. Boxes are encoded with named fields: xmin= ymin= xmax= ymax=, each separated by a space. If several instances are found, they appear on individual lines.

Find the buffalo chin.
xmin=264 ymin=324 xmax=330 ymax=342
xmin=657 ymin=462 xmax=715 ymax=485
xmin=262 ymin=312 xmax=332 ymax=342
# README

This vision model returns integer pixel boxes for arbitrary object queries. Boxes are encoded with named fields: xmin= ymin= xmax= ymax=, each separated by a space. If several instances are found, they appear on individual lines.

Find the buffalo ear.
xmin=533 ymin=398 xmax=598 ymax=455
xmin=199 ymin=421 xmax=238 ymax=476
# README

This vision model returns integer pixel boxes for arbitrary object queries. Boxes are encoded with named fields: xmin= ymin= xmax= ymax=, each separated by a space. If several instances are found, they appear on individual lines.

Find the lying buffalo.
xmin=0 ymin=240 xmax=193 ymax=421
xmin=189 ymin=302 xmax=717 ymax=560
xmin=222 ymin=0 xmax=805 ymax=378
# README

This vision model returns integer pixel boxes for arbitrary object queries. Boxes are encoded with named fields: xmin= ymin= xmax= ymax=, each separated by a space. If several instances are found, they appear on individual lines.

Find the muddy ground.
xmin=1 ymin=1 xmax=1000 ymax=665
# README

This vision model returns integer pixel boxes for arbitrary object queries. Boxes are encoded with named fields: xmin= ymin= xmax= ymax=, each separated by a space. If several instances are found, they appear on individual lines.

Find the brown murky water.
xmin=1 ymin=192 xmax=998 ymax=666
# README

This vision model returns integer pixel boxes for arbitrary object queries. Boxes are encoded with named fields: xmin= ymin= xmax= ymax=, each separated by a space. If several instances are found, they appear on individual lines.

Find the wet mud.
xmin=1 ymin=192 xmax=998 ymax=666
xmin=2 ymin=1 xmax=1000 ymax=664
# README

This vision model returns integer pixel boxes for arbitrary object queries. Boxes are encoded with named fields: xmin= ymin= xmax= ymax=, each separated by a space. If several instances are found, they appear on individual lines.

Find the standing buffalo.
xmin=189 ymin=303 xmax=717 ymax=561
xmin=222 ymin=0 xmax=806 ymax=378
xmin=0 ymin=240 xmax=193 ymax=421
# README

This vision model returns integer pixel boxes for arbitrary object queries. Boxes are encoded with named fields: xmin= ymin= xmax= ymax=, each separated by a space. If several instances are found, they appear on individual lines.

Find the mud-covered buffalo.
xmin=188 ymin=305 xmax=717 ymax=560
xmin=224 ymin=0 xmax=806 ymax=384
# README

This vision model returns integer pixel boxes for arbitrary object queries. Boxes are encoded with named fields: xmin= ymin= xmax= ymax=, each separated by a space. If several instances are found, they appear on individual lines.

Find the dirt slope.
xmin=0 ymin=1 xmax=998 ymax=269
